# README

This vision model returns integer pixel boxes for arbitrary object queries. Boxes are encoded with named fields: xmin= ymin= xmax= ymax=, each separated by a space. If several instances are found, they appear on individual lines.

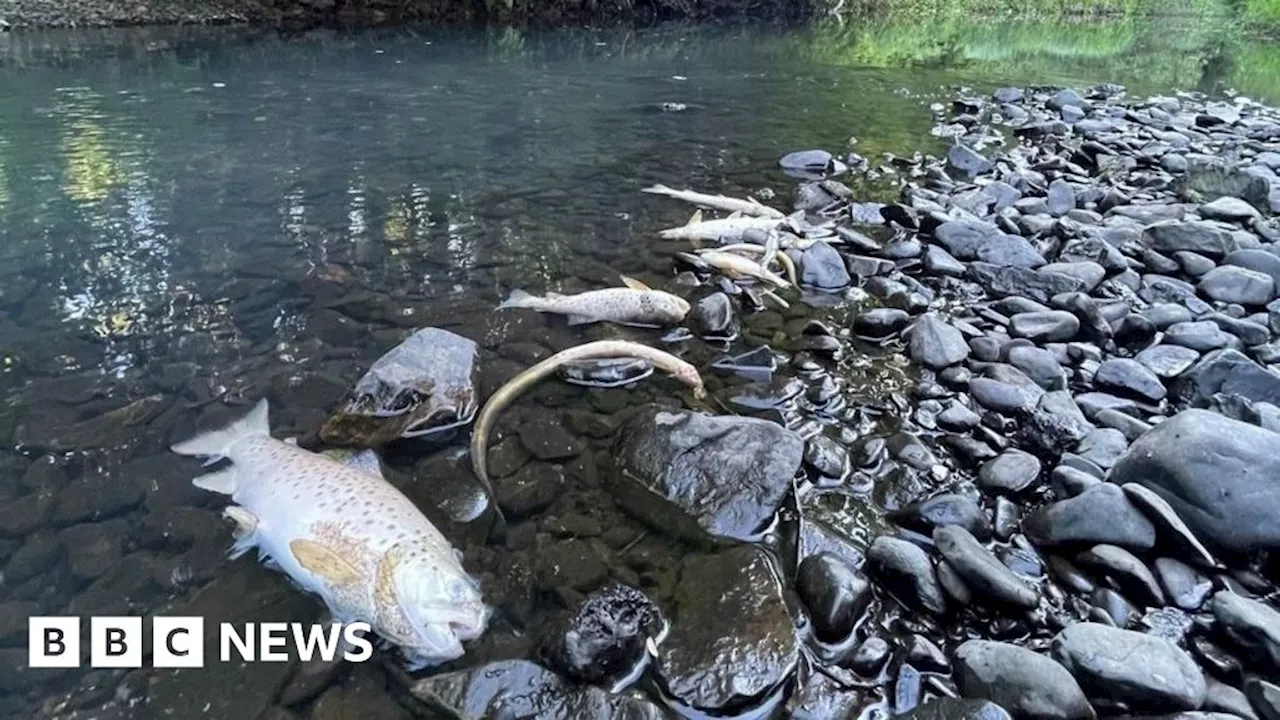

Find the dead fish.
xmin=657 ymin=209 xmax=792 ymax=242
xmin=470 ymin=341 xmax=705 ymax=511
xmin=641 ymin=183 xmax=785 ymax=219
xmin=715 ymin=243 xmax=800 ymax=287
xmin=497 ymin=276 xmax=690 ymax=327
xmin=171 ymin=399 xmax=489 ymax=670
xmin=695 ymin=249 xmax=792 ymax=288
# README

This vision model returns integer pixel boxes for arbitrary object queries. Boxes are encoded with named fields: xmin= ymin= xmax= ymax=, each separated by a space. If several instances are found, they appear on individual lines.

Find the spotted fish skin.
xmin=170 ymin=399 xmax=488 ymax=669
xmin=497 ymin=287 xmax=689 ymax=326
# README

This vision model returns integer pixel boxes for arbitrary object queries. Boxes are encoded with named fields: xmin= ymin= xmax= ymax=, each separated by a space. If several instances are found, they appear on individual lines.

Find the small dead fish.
xmin=471 ymin=341 xmax=705 ymax=510
xmin=657 ymin=209 xmax=791 ymax=242
xmin=715 ymin=243 xmax=799 ymax=287
xmin=497 ymin=276 xmax=689 ymax=327
xmin=171 ymin=399 xmax=489 ymax=670
xmin=695 ymin=249 xmax=791 ymax=289
xmin=642 ymin=183 xmax=785 ymax=219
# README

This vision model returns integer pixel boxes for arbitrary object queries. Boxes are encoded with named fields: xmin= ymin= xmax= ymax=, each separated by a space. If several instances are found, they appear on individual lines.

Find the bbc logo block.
xmin=30 ymin=616 xmax=204 ymax=669
xmin=28 ymin=616 xmax=372 ymax=668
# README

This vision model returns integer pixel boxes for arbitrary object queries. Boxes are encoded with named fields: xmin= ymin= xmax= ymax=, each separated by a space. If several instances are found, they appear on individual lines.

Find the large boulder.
xmin=1173 ymin=349 xmax=1280 ymax=408
xmin=610 ymin=406 xmax=803 ymax=543
xmin=655 ymin=545 xmax=798 ymax=713
xmin=1109 ymin=409 xmax=1280 ymax=553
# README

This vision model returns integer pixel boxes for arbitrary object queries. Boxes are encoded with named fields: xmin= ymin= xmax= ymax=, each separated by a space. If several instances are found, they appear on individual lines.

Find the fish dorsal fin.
xmin=343 ymin=448 xmax=385 ymax=480
xmin=290 ymin=539 xmax=363 ymax=587
xmin=686 ymin=209 xmax=703 ymax=226
xmin=619 ymin=275 xmax=652 ymax=291
xmin=727 ymin=210 xmax=743 ymax=219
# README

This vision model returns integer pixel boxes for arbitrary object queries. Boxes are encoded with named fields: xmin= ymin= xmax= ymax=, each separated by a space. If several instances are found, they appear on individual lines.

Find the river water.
xmin=0 ymin=13 xmax=1277 ymax=720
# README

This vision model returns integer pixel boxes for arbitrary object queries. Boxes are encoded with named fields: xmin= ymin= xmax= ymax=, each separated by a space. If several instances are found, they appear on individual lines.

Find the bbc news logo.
xmin=29 ymin=617 xmax=374 ymax=668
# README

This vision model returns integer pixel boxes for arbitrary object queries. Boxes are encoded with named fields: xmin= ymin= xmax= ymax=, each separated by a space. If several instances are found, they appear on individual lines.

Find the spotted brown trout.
xmin=171 ymin=399 xmax=489 ymax=669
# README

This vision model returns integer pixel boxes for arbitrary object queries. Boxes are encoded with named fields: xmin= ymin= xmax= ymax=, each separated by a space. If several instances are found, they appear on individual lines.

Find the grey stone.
xmin=1199 ymin=266 xmax=1276 ymax=306
xmin=954 ymin=640 xmax=1096 ymax=720
xmin=1093 ymin=358 xmax=1167 ymax=402
xmin=1010 ymin=311 xmax=1081 ymax=343
xmin=908 ymin=314 xmax=971 ymax=369
xmin=1024 ymin=483 xmax=1156 ymax=550
xmin=1050 ymin=622 xmax=1206 ymax=712
xmin=979 ymin=450 xmax=1042 ymax=493
xmin=934 ymin=526 xmax=1038 ymax=609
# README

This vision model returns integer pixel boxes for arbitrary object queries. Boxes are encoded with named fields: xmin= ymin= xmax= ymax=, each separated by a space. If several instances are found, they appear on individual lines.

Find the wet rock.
xmin=905 ymin=634 xmax=949 ymax=673
xmin=936 ymin=220 xmax=1001 ymax=259
xmin=692 ymin=293 xmax=737 ymax=339
xmin=1051 ymin=465 xmax=1101 ymax=498
xmin=802 ymin=241 xmax=852 ymax=288
xmin=1165 ymin=320 xmax=1236 ymax=351
xmin=977 ymin=235 xmax=1047 ymax=269
xmin=1094 ymin=410 xmax=1152 ymax=441
xmin=1153 ymin=558 xmax=1212 ymax=611
xmin=320 ymin=327 xmax=478 ymax=445
xmin=804 ymin=434 xmax=850 ymax=481
xmin=3 ymin=530 xmax=61 ymax=584
xmin=867 ymin=535 xmax=946 ymax=615
xmin=1177 ymin=349 xmax=1280 ymax=408
xmin=1202 ymin=197 xmax=1263 ymax=223
xmin=1025 ymin=391 xmax=1097 ymax=454
xmin=1204 ymin=678 xmax=1257 ymax=720
xmin=59 ymin=519 xmax=128 ymax=582
xmin=1224 ymin=249 xmax=1280 ymax=289
xmin=1010 ymin=311 xmax=1081 ymax=343
xmin=968 ymin=263 xmax=1086 ymax=304
xmin=1121 ymin=484 xmax=1216 ymax=568
xmin=797 ymin=552 xmax=870 ymax=643
xmin=1143 ymin=220 xmax=1238 ymax=259
xmin=1211 ymin=590 xmax=1280 ymax=670
xmin=1093 ymin=358 xmax=1167 ymax=402
xmin=518 ymin=417 xmax=586 ymax=461
xmin=1024 ymin=483 xmax=1156 ymax=550
xmin=1136 ymin=345 xmax=1201 ymax=379
xmin=972 ymin=364 xmax=1046 ymax=414
xmin=949 ymin=145 xmax=994 ymax=179
xmin=1048 ymin=180 xmax=1078 ymax=217
xmin=535 ymin=539 xmax=609 ymax=592
xmin=926 ymin=246 xmax=968 ymax=277
xmin=1109 ymin=409 xmax=1280 ymax=553
xmin=939 ymin=401 xmax=983 ymax=430
xmin=934 ymin=526 xmax=1038 ymax=609
xmin=657 ymin=545 xmax=797 ymax=712
xmin=780 ymin=149 xmax=836 ymax=178
xmin=1245 ymin=679 xmax=1280 ymax=720
xmin=1007 ymin=345 xmax=1068 ymax=390
xmin=954 ymin=640 xmax=1096 ymax=720
xmin=979 ymin=450 xmax=1042 ymax=494
xmin=1074 ymin=428 xmax=1129 ymax=471
xmin=897 ymin=663 xmax=923 ymax=714
xmin=901 ymin=698 xmax=1015 ymax=720
xmin=51 ymin=470 xmax=146 ymax=526
xmin=1076 ymin=544 xmax=1164 ymax=607
xmin=1051 ymin=622 xmax=1206 ymax=712
xmin=0 ymin=491 xmax=53 ymax=538
xmin=611 ymin=406 xmax=802 ymax=543
xmin=855 ymin=308 xmax=912 ymax=337
xmin=411 ymin=659 xmax=664 ymax=718
xmin=1199 ymin=266 xmax=1276 ymax=306
xmin=309 ymin=666 xmax=411 ymax=720
xmin=890 ymin=492 xmax=989 ymax=540
xmin=908 ymin=313 xmax=971 ymax=369
xmin=494 ymin=462 xmax=565 ymax=519
xmin=785 ymin=670 xmax=869 ymax=719
xmin=540 ymin=584 xmax=666 ymax=686
xmin=849 ymin=636 xmax=892 ymax=675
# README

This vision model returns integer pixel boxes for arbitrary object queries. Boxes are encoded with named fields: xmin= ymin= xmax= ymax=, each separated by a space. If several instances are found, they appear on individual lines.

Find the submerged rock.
xmin=411 ymin=659 xmax=665 ymax=719
xmin=1109 ymin=409 xmax=1280 ymax=553
xmin=540 ymin=584 xmax=667 ymax=687
xmin=1050 ymin=622 xmax=1206 ymax=712
xmin=320 ymin=327 xmax=478 ymax=445
xmin=954 ymin=640 xmax=1095 ymax=720
xmin=611 ymin=406 xmax=803 ymax=543
xmin=656 ymin=545 xmax=798 ymax=713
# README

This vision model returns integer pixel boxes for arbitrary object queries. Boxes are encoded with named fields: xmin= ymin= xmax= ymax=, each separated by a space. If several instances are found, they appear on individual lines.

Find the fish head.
xmin=390 ymin=543 xmax=491 ymax=659
xmin=666 ymin=360 xmax=706 ymax=400
xmin=654 ymin=292 xmax=692 ymax=322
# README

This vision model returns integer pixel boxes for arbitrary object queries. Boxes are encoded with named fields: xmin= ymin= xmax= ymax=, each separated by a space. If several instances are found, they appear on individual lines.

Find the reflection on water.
xmin=0 ymin=11 xmax=1277 ymax=718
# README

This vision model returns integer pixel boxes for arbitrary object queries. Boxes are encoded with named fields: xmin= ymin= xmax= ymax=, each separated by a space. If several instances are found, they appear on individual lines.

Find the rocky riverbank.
xmin=407 ymin=85 xmax=1280 ymax=718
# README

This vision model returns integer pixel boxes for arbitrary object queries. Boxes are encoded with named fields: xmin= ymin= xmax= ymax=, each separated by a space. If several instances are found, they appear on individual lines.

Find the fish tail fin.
xmin=496 ymin=288 xmax=541 ymax=311
xmin=171 ymin=398 xmax=270 ymax=458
